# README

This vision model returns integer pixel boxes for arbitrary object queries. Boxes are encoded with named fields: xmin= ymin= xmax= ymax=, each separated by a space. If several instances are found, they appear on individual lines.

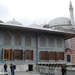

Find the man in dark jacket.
xmin=4 ymin=63 xmax=8 ymax=72
xmin=61 ymin=64 xmax=67 ymax=75
xmin=10 ymin=63 xmax=16 ymax=75
xmin=4 ymin=63 xmax=8 ymax=75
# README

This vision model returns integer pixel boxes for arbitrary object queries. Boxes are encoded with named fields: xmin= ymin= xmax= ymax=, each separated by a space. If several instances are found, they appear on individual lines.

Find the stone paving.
xmin=0 ymin=71 xmax=44 ymax=75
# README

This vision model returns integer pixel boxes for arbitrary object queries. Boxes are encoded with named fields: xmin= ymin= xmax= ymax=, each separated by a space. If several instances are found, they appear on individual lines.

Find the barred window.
xmin=14 ymin=50 xmax=23 ymax=60
xmin=2 ymin=49 xmax=12 ymax=60
xmin=40 ymin=36 xmax=46 ymax=47
xmin=56 ymin=52 xmax=64 ymax=60
xmin=24 ymin=50 xmax=33 ymax=60
xmin=4 ymin=32 xmax=11 ymax=45
xmin=57 ymin=37 xmax=62 ymax=48
xmin=67 ymin=55 xmax=71 ymax=62
xmin=40 ymin=51 xmax=48 ymax=60
xmin=25 ymin=35 xmax=31 ymax=46
xmin=15 ymin=33 xmax=21 ymax=46
xmin=49 ymin=51 xmax=56 ymax=60
xmin=49 ymin=37 xmax=54 ymax=47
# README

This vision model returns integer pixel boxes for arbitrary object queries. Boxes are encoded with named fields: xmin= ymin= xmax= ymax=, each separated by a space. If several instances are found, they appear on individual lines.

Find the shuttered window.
xmin=60 ymin=52 xmax=64 ymax=60
xmin=56 ymin=52 xmax=64 ymax=60
xmin=49 ymin=51 xmax=56 ymax=60
xmin=14 ymin=50 xmax=23 ymax=60
xmin=40 ymin=36 xmax=46 ymax=47
xmin=40 ymin=51 xmax=48 ymax=60
xmin=15 ymin=33 xmax=21 ymax=46
xmin=2 ymin=49 xmax=12 ymax=60
xmin=4 ymin=32 xmax=11 ymax=45
xmin=25 ymin=35 xmax=31 ymax=46
xmin=24 ymin=50 xmax=33 ymax=60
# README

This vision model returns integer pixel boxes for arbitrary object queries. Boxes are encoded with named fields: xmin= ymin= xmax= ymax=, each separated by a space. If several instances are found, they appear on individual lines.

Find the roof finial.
xmin=34 ymin=21 xmax=35 ymax=24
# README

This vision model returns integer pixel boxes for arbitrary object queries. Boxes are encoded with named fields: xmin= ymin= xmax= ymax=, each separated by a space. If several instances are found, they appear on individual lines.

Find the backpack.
xmin=14 ymin=65 xmax=16 ymax=69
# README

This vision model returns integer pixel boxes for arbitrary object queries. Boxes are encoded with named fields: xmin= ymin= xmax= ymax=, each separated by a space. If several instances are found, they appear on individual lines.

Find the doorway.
xmin=28 ymin=65 xmax=33 ymax=71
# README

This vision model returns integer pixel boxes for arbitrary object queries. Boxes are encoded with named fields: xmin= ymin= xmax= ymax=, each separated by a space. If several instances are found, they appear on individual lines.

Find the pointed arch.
xmin=25 ymin=34 xmax=31 ymax=46
xmin=4 ymin=31 xmax=11 ymax=45
xmin=15 ymin=33 xmax=22 ymax=46
xmin=40 ymin=35 xmax=46 ymax=47
xmin=49 ymin=36 xmax=54 ymax=47
xmin=57 ymin=37 xmax=62 ymax=48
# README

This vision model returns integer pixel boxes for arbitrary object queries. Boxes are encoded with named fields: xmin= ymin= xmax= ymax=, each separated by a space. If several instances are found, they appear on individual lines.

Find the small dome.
xmin=5 ymin=19 xmax=22 ymax=25
xmin=49 ymin=17 xmax=71 ymax=26
xmin=0 ymin=20 xmax=4 ymax=23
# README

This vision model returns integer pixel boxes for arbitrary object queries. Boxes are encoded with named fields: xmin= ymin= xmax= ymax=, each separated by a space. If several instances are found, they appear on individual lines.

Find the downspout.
xmin=36 ymin=32 xmax=38 ymax=71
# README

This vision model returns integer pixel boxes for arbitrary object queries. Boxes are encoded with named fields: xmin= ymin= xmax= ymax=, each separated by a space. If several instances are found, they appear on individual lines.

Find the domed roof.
xmin=5 ymin=19 xmax=22 ymax=25
xmin=49 ymin=17 xmax=71 ymax=26
xmin=0 ymin=20 xmax=4 ymax=23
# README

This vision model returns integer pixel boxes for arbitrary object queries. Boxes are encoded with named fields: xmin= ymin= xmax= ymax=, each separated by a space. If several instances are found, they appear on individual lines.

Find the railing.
xmin=37 ymin=66 xmax=75 ymax=75
xmin=37 ymin=66 xmax=55 ymax=75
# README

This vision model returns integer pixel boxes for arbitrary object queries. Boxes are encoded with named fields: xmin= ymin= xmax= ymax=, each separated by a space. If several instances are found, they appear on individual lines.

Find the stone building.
xmin=0 ymin=1 xmax=75 ymax=72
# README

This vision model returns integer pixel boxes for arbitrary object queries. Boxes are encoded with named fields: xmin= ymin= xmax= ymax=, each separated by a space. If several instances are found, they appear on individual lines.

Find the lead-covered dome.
xmin=5 ymin=19 xmax=22 ymax=25
xmin=0 ymin=20 xmax=4 ymax=23
xmin=49 ymin=17 xmax=71 ymax=26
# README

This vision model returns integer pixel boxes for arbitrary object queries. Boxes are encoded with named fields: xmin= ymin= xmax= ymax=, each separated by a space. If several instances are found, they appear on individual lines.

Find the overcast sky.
xmin=0 ymin=0 xmax=75 ymax=26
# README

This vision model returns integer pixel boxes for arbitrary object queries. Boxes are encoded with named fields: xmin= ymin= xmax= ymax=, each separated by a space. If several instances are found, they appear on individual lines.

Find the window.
xmin=49 ymin=37 xmax=54 ymax=47
xmin=67 ymin=55 xmax=71 ymax=62
xmin=15 ymin=33 xmax=21 ymax=46
xmin=24 ymin=50 xmax=33 ymax=60
xmin=4 ymin=32 xmax=11 ymax=45
xmin=40 ymin=51 xmax=48 ymax=60
xmin=40 ymin=36 xmax=46 ymax=47
xmin=2 ymin=49 xmax=12 ymax=60
xmin=14 ymin=50 xmax=23 ymax=60
xmin=25 ymin=35 xmax=31 ymax=46
xmin=57 ymin=37 xmax=62 ymax=48
xmin=56 ymin=52 xmax=64 ymax=60
xmin=49 ymin=51 xmax=56 ymax=60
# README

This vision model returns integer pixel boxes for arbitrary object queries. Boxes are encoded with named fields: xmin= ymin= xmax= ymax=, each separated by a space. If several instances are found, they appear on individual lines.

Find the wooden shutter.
xmin=21 ymin=50 xmax=23 ymax=60
xmin=40 ymin=51 xmax=44 ymax=60
xmin=10 ymin=49 xmax=12 ymax=60
xmin=40 ymin=51 xmax=42 ymax=60
xmin=31 ymin=50 xmax=33 ymax=60
xmin=61 ymin=52 xmax=64 ymax=60
xmin=46 ymin=51 xmax=49 ymax=60
xmin=54 ymin=52 xmax=56 ymax=60
xmin=2 ymin=49 xmax=3 ymax=60
xmin=57 ymin=52 xmax=60 ymax=60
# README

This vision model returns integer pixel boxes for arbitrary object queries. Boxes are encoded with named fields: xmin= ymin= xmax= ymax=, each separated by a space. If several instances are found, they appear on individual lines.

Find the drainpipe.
xmin=36 ymin=32 xmax=38 ymax=71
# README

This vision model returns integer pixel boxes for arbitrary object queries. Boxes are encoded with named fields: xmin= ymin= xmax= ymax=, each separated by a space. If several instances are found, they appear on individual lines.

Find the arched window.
xmin=49 ymin=37 xmax=54 ymax=47
xmin=25 ymin=35 xmax=31 ymax=46
xmin=15 ymin=33 xmax=21 ymax=46
xmin=4 ymin=32 xmax=11 ymax=45
xmin=57 ymin=37 xmax=62 ymax=48
xmin=40 ymin=36 xmax=46 ymax=47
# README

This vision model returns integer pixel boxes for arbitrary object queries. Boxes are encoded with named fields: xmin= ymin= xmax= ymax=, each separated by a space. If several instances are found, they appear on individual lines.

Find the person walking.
xmin=61 ymin=64 xmax=67 ymax=75
xmin=10 ymin=63 xmax=15 ymax=75
xmin=4 ymin=63 xmax=8 ymax=75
